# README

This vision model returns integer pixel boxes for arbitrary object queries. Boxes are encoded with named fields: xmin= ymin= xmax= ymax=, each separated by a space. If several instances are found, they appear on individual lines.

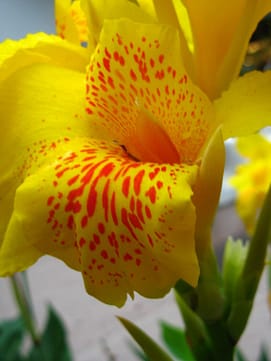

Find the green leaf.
xmin=118 ymin=317 xmax=174 ymax=361
xmin=27 ymin=306 xmax=72 ymax=361
xmin=222 ymin=237 xmax=248 ymax=313
xmin=160 ymin=321 xmax=195 ymax=361
xmin=257 ymin=346 xmax=269 ymax=361
xmin=128 ymin=342 xmax=150 ymax=361
xmin=234 ymin=348 xmax=248 ymax=361
xmin=0 ymin=317 xmax=25 ymax=361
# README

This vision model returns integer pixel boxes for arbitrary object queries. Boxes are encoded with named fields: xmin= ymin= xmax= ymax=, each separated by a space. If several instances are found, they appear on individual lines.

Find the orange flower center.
xmin=126 ymin=109 xmax=180 ymax=164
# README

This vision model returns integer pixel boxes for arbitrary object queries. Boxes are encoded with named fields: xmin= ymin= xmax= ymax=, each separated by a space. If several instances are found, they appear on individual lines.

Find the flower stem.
xmin=227 ymin=183 xmax=271 ymax=341
xmin=10 ymin=272 xmax=40 ymax=345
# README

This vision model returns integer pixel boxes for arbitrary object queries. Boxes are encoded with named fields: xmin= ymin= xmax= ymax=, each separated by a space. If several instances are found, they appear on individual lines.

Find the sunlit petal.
xmin=80 ymin=0 xmax=153 ymax=51
xmin=214 ymin=71 xmax=271 ymax=139
xmin=182 ymin=0 xmax=271 ymax=99
xmin=0 ymin=33 xmax=88 ymax=83
xmin=0 ymin=138 xmax=199 ymax=306
xmin=0 ymin=63 xmax=89 ymax=245
xmin=85 ymin=18 xmax=215 ymax=164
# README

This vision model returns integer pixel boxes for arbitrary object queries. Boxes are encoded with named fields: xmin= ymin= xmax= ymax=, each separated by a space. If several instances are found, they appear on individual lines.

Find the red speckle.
xmin=136 ymin=199 xmax=145 ymax=224
xmin=103 ymin=57 xmax=111 ymax=72
xmin=158 ymin=54 xmax=164 ymax=63
xmin=133 ymin=169 xmax=145 ymax=196
xmin=122 ymin=176 xmax=130 ymax=197
xmin=81 ymin=215 xmax=88 ymax=228
xmin=134 ymin=248 xmax=142 ymax=255
xmin=67 ymin=215 xmax=75 ymax=229
xmin=98 ymin=222 xmax=105 ymax=234
xmin=67 ymin=174 xmax=79 ymax=186
xmin=89 ymin=241 xmax=96 ymax=251
xmin=145 ymin=205 xmax=152 ymax=219
xmin=130 ymin=196 xmax=135 ymax=212
xmin=147 ymin=234 xmax=154 ymax=247
xmin=110 ymin=192 xmax=118 ymax=225
xmin=130 ymin=69 xmax=137 ymax=81
xmin=129 ymin=213 xmax=143 ymax=229
xmin=124 ymin=253 xmax=133 ymax=261
xmin=105 ymin=47 xmax=111 ymax=58
xmin=93 ymin=234 xmax=101 ymax=245
xmin=136 ymin=259 xmax=141 ymax=266
xmin=157 ymin=181 xmax=163 ymax=189
xmin=145 ymin=186 xmax=156 ymax=203
xmin=47 ymin=196 xmax=54 ymax=206
xmin=119 ymin=56 xmax=125 ymax=66
xmin=149 ymin=167 xmax=160 ymax=180
xmin=121 ymin=208 xmax=138 ymax=240
xmin=79 ymin=238 xmax=86 ymax=247
xmin=101 ymin=250 xmax=108 ymax=259
xmin=113 ymin=51 xmax=119 ymax=61
xmin=102 ymin=179 xmax=110 ymax=222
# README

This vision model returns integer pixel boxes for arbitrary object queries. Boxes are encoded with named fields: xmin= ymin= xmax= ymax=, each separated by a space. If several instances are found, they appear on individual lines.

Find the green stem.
xmin=227 ymin=183 xmax=271 ymax=341
xmin=10 ymin=272 xmax=40 ymax=345
xmin=205 ymin=321 xmax=234 ymax=361
xmin=174 ymin=291 xmax=215 ymax=361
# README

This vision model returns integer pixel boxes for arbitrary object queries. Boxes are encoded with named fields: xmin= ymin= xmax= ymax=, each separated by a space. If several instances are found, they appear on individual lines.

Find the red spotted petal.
xmin=0 ymin=138 xmax=199 ymax=306
xmin=85 ymin=19 xmax=215 ymax=164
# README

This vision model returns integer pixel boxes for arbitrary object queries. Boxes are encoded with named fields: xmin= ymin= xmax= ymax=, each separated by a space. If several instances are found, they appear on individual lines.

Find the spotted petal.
xmin=85 ymin=18 xmax=215 ymax=165
xmin=0 ymin=138 xmax=199 ymax=306
xmin=0 ymin=62 xmax=90 ymax=244
xmin=81 ymin=0 xmax=154 ymax=51
xmin=55 ymin=0 xmax=88 ymax=44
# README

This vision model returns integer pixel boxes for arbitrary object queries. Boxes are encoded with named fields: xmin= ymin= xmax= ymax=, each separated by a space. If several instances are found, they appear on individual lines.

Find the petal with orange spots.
xmin=55 ymin=0 xmax=88 ymax=44
xmin=0 ymin=138 xmax=199 ymax=306
xmin=86 ymin=18 xmax=215 ymax=165
xmin=0 ymin=63 xmax=90 ymax=248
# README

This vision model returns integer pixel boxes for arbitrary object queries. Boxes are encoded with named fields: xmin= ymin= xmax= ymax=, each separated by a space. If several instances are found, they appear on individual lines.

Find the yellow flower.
xmin=0 ymin=0 xmax=271 ymax=306
xmin=230 ymin=134 xmax=271 ymax=234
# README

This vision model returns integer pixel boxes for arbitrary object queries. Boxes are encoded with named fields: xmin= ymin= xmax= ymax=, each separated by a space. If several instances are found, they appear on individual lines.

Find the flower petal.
xmin=0 ymin=33 xmax=88 ymax=84
xmin=230 ymin=134 xmax=271 ymax=234
xmin=85 ymin=18 xmax=215 ymax=164
xmin=0 ymin=138 xmax=199 ymax=306
xmin=193 ymin=127 xmax=225 ymax=252
xmin=214 ymin=71 xmax=271 ymax=139
xmin=55 ymin=0 xmax=88 ymax=44
xmin=0 ymin=63 xmax=90 ymax=245
xmin=182 ymin=0 xmax=271 ymax=99
xmin=141 ymin=0 xmax=194 ymax=77
xmin=80 ymin=0 xmax=153 ymax=51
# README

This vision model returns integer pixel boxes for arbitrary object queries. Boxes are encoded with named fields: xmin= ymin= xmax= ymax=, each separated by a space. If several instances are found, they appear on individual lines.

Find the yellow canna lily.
xmin=0 ymin=1 xmax=271 ymax=307
xmin=230 ymin=134 xmax=271 ymax=235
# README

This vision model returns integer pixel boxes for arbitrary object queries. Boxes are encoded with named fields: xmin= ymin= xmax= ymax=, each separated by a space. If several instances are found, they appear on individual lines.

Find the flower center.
xmin=125 ymin=109 xmax=180 ymax=164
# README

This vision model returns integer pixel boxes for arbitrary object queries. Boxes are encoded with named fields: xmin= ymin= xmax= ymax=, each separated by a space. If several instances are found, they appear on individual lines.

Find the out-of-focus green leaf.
xmin=118 ymin=317 xmax=174 ymax=361
xmin=128 ymin=342 xmax=150 ymax=361
xmin=234 ymin=348 xmax=248 ymax=361
xmin=0 ymin=317 xmax=25 ymax=361
xmin=257 ymin=346 xmax=270 ymax=361
xmin=27 ymin=306 xmax=72 ymax=361
xmin=160 ymin=321 xmax=195 ymax=361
